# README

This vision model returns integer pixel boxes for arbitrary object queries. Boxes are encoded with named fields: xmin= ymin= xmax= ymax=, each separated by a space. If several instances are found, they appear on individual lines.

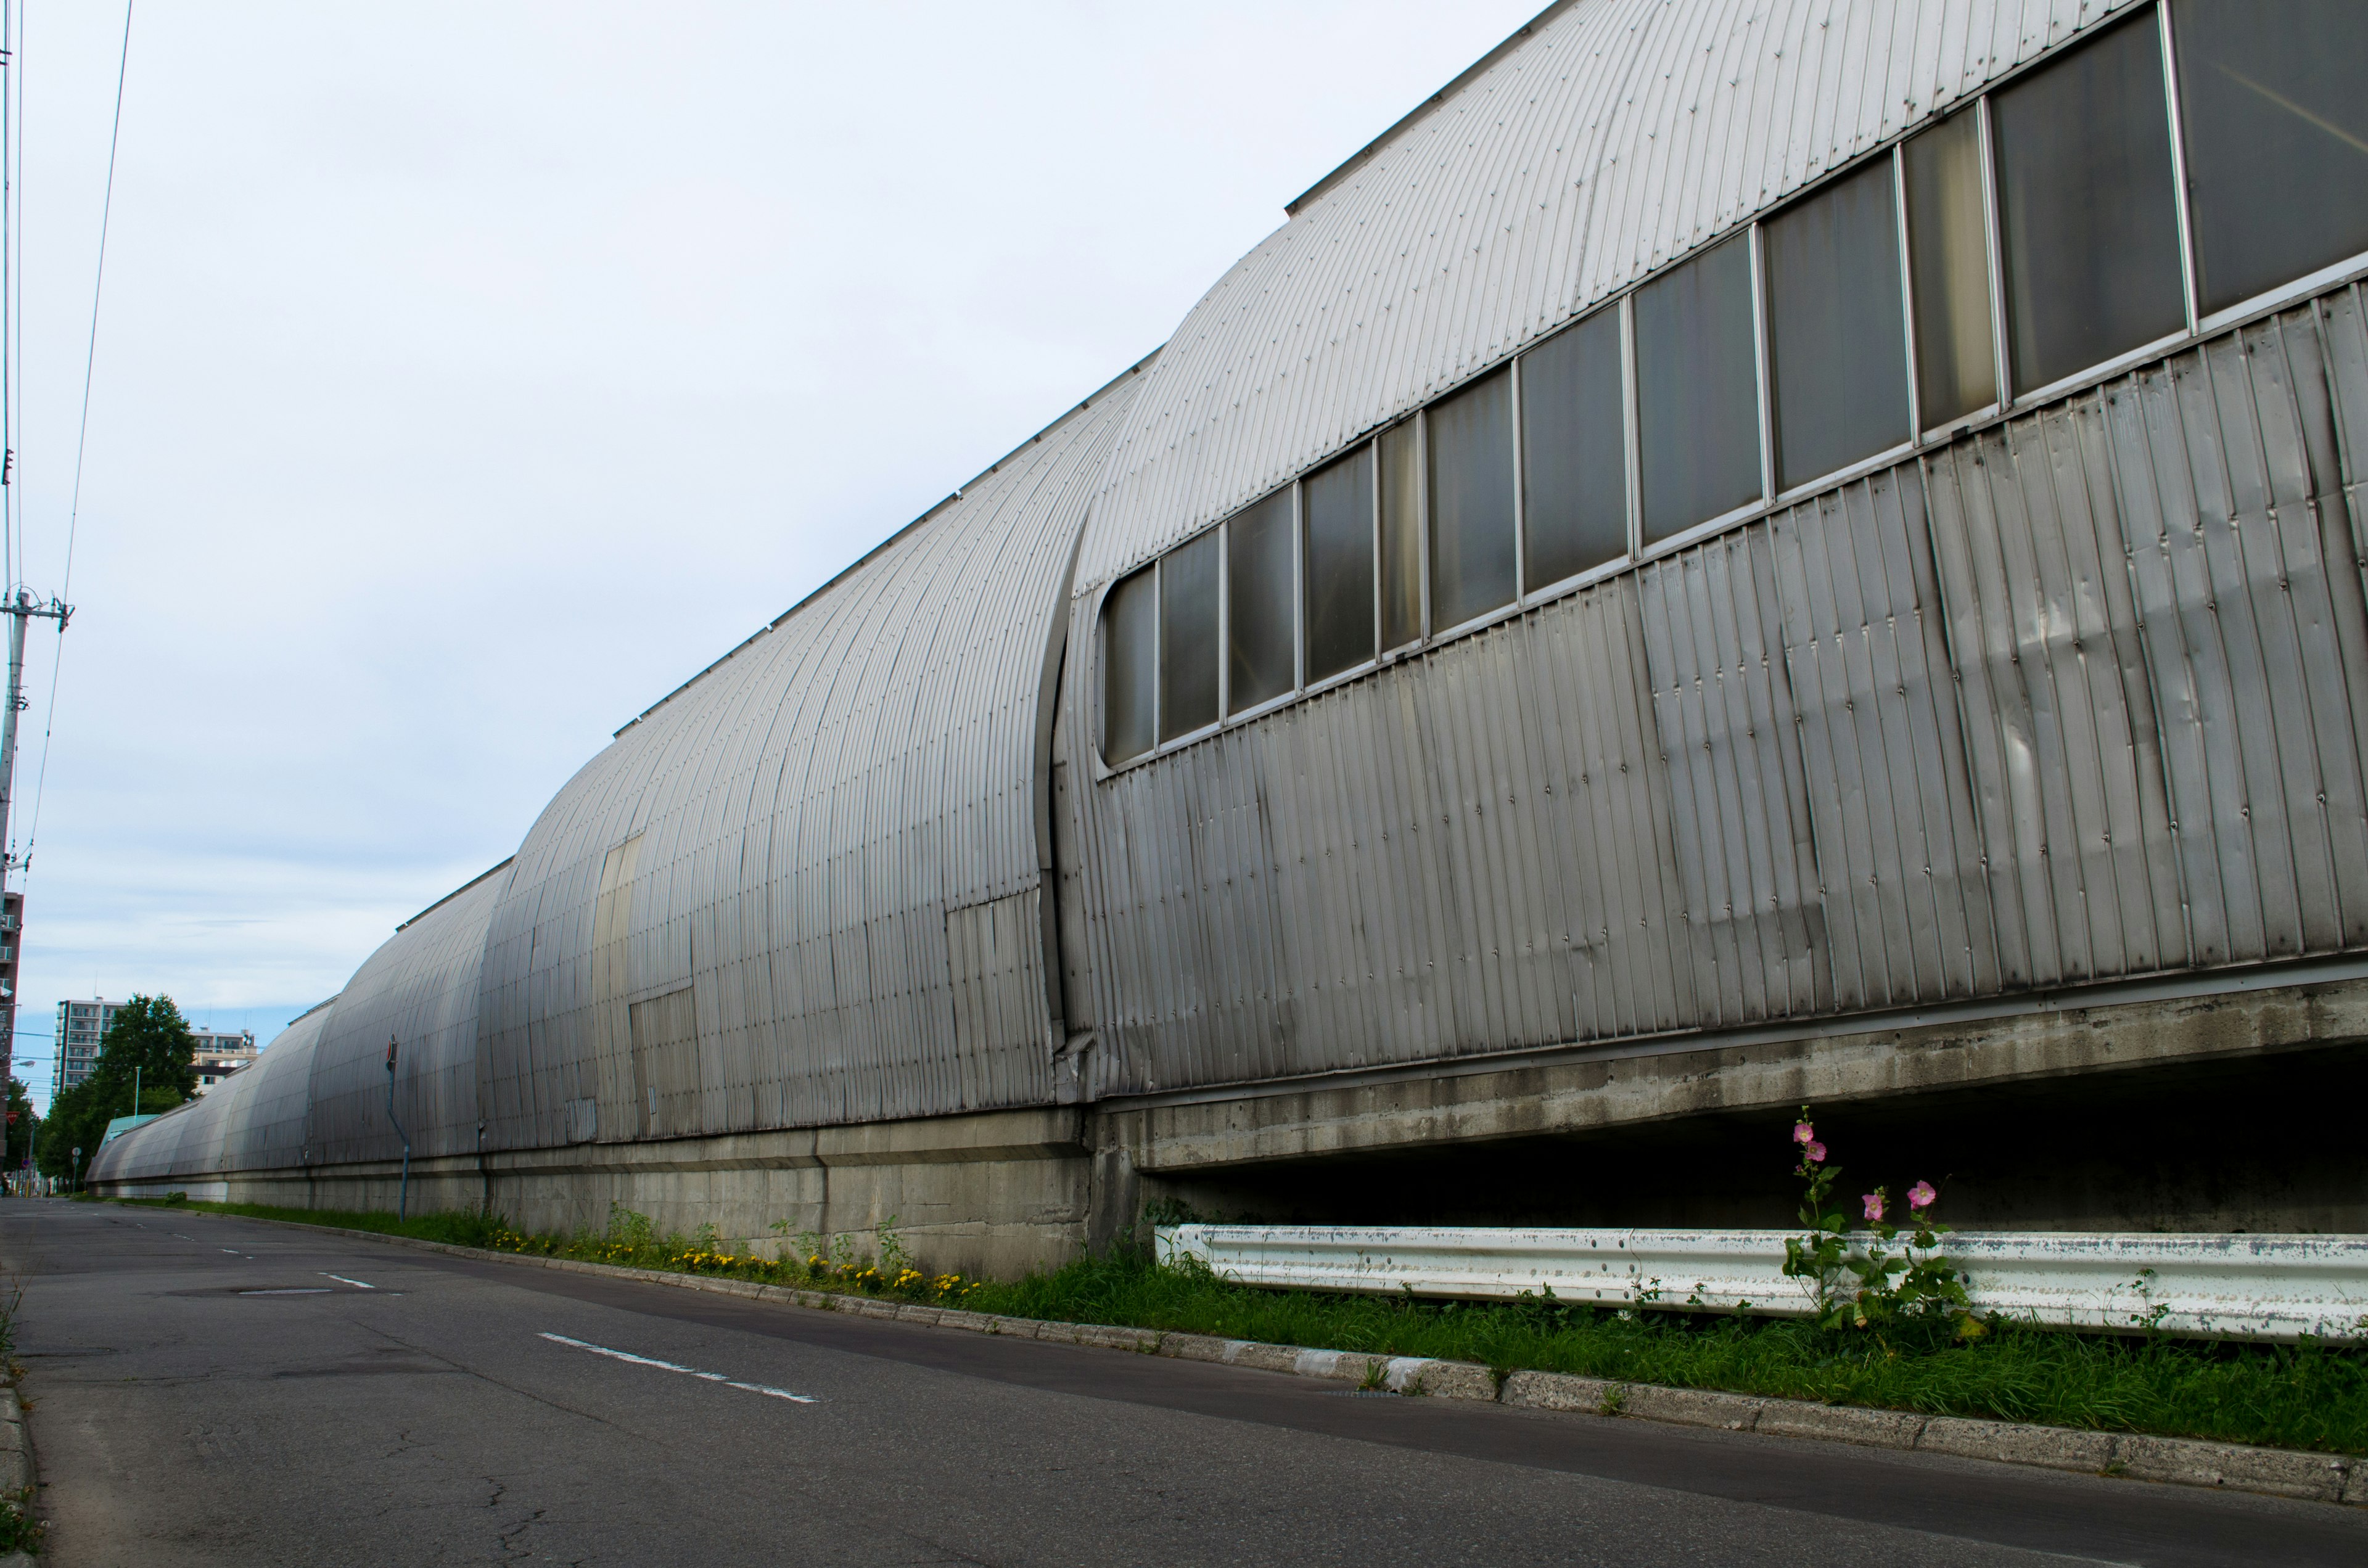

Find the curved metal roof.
xmin=472 ymin=360 xmax=1150 ymax=1149
xmin=1074 ymin=0 xmax=2142 ymax=592
xmin=88 ymin=995 xmax=340 ymax=1182
xmin=304 ymin=863 xmax=510 ymax=1163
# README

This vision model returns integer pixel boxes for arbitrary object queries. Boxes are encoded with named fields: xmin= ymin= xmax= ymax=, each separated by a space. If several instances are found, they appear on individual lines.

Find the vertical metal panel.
xmin=1923 ymin=403 xmax=2185 ymax=986
xmin=2110 ymin=306 xmax=2368 ymax=958
xmin=1636 ymin=526 xmax=1829 ymax=1024
xmin=1768 ymin=466 xmax=1999 ymax=1004
xmin=303 ymin=868 xmax=508 ymax=1165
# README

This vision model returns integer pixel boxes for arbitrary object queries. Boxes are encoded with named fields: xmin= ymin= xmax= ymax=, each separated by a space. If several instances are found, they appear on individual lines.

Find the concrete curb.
xmin=168 ymin=1207 xmax=2366 ymax=1509
xmin=2 ymin=1382 xmax=37 ymax=1558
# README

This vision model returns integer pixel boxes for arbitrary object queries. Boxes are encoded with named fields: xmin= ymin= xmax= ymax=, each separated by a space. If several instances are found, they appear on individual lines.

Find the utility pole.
xmin=0 ymin=588 xmax=70 ymax=1093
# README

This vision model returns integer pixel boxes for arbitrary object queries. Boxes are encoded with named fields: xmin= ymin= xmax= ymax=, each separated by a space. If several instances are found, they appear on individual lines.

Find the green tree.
xmin=36 ymin=995 xmax=197 ymax=1184
xmin=4 ymin=1076 xmax=34 ymax=1177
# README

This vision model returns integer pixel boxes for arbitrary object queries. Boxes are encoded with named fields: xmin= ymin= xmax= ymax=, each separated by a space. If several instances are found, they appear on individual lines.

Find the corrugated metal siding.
xmin=1076 ymin=0 xmax=2144 ymax=595
xmin=471 ymin=368 xmax=1143 ymax=1149
xmin=303 ymin=868 xmax=508 ymax=1164
xmin=1064 ymin=292 xmax=2368 ymax=1098
xmin=88 ymin=998 xmax=339 ymax=1182
xmin=1068 ymin=572 xmax=1697 ymax=1096
xmin=1637 ymin=527 xmax=1829 ymax=1024
xmin=1769 ymin=466 xmax=1999 ymax=1006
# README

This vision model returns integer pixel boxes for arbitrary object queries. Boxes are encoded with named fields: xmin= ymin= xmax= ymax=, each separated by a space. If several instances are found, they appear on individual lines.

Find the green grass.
xmin=113 ymin=1196 xmax=2368 ymax=1456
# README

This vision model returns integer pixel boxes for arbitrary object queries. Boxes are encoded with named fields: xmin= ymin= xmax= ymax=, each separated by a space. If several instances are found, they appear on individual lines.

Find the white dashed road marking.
xmin=240 ymin=1289 xmax=331 ymax=1295
xmin=536 ymin=1332 xmax=815 ymax=1403
xmin=322 ymin=1274 xmax=376 ymax=1289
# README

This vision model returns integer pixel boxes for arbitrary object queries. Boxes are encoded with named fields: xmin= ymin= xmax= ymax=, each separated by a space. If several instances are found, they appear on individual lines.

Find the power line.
xmin=2 ymin=0 xmax=18 ymax=598
xmin=22 ymin=0 xmax=134 ymax=870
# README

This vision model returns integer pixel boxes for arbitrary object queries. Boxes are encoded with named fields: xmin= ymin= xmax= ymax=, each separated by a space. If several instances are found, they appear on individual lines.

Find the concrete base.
xmin=1101 ymin=970 xmax=2368 ymax=1236
xmin=105 ymin=1107 xmax=1094 ymax=1279
xmin=93 ymin=968 xmax=2368 ymax=1266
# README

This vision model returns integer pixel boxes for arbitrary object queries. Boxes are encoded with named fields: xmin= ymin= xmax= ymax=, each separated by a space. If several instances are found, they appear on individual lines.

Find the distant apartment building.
xmin=192 ymin=1029 xmax=258 ymax=1093
xmin=51 ymin=1002 xmax=257 ymax=1097
xmin=52 ymin=998 xmax=123 ymax=1098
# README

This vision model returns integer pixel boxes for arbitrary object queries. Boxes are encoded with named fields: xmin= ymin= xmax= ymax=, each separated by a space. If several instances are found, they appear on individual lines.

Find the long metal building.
xmin=93 ymin=0 xmax=2368 ymax=1265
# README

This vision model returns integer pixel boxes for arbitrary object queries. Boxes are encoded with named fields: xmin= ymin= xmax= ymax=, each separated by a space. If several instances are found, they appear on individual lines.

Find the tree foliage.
xmin=4 ymin=1076 xmax=33 ymax=1175
xmin=36 ymin=995 xmax=197 ymax=1181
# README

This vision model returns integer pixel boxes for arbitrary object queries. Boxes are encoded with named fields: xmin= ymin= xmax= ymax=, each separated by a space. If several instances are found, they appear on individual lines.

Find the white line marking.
xmin=240 ymin=1289 xmax=331 ymax=1295
xmin=321 ymin=1274 xmax=376 ymax=1289
xmin=536 ymin=1332 xmax=815 ymax=1403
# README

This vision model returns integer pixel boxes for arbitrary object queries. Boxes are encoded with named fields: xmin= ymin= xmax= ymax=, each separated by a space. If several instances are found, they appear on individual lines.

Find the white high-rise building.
xmin=51 ymin=998 xmax=123 ymax=1098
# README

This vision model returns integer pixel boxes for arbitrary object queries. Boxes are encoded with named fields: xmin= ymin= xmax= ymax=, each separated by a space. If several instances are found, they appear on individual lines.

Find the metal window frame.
xmin=1090 ymin=0 xmax=2365 ymax=778
xmin=1892 ymin=141 xmax=1924 ymax=442
xmin=1508 ymin=351 xmax=1527 ymax=606
xmin=2156 ymin=0 xmax=2203 ymax=338
xmin=1977 ymin=92 xmax=2013 ymax=413
xmin=1620 ymin=295 xmax=1643 ymax=559
xmin=1894 ymin=112 xmax=2008 ymax=443
xmin=1300 ymin=441 xmax=1383 ymax=696
xmin=1376 ymin=414 xmax=1425 ymax=661
xmin=1512 ymin=306 xmax=1637 ymax=610
xmin=1758 ymin=154 xmax=1920 ymax=504
xmin=1747 ymin=223 xmax=1777 ymax=509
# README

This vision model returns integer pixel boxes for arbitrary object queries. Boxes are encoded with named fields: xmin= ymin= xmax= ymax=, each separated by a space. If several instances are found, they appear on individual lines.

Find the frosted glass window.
xmin=1992 ymin=12 xmax=2185 ymax=396
xmin=1520 ymin=309 xmax=1627 ymax=587
xmin=1635 ymin=236 xmax=1762 ymax=543
xmin=1159 ymin=530 xmax=1219 ymax=741
xmin=1227 ymin=490 xmax=1296 ymax=715
xmin=1101 ymin=565 xmax=1156 ymax=764
xmin=1904 ymin=113 xmax=1999 ymax=427
xmin=1304 ymin=446 xmax=1375 ymax=683
xmin=1426 ymin=368 xmax=1516 ymax=630
xmin=1379 ymin=420 xmax=1423 ymax=649
xmin=1765 ymin=159 xmax=1910 ymax=491
xmin=2174 ymin=0 xmax=2368 ymax=316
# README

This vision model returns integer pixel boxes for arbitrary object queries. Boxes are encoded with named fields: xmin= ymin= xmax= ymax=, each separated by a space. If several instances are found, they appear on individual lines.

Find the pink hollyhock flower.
xmin=1805 ymin=1141 xmax=1827 ymax=1162
xmin=1909 ymin=1181 xmax=1937 ymax=1211
xmin=1793 ymin=1121 xmax=1815 ymax=1144
xmin=1863 ymin=1191 xmax=1886 ymax=1222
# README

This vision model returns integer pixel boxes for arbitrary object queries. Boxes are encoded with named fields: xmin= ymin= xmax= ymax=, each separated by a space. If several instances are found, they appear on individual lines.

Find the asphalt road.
xmin=2 ymin=1201 xmax=2361 ymax=1566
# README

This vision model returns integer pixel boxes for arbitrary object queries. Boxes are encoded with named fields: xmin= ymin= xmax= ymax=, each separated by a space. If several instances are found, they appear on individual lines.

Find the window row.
xmin=1101 ymin=0 xmax=2368 ymax=766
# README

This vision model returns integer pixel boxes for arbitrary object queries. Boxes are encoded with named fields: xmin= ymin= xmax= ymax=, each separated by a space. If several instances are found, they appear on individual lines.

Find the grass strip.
xmin=109 ymin=1196 xmax=2368 ymax=1456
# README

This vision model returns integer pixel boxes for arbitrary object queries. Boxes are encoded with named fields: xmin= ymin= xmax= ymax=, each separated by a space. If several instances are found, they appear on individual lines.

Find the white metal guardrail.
xmin=1154 ymin=1225 xmax=2368 ymax=1342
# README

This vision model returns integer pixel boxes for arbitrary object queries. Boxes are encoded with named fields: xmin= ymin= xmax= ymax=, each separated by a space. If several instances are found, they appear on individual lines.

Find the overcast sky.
xmin=9 ymin=1 xmax=1540 ymax=1109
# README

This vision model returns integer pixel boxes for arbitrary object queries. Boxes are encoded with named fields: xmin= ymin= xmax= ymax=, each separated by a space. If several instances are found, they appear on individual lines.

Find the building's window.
xmin=1992 ymin=9 xmax=2185 ymax=395
xmin=1426 ymin=367 xmax=1516 ymax=630
xmin=1904 ymin=112 xmax=1999 ymax=427
xmin=2173 ymin=0 xmax=2368 ymax=316
xmin=1227 ymin=489 xmax=1296 ymax=714
xmin=1379 ymin=419 xmax=1423 ymax=650
xmin=1519 ymin=307 xmax=1628 ymax=587
xmin=1304 ymin=445 xmax=1375 ymax=683
xmin=1158 ymin=528 xmax=1220 ymax=741
xmin=1100 ymin=564 xmax=1157 ymax=765
xmin=1635 ymin=234 xmax=1762 ymax=543
xmin=1764 ymin=157 xmax=1911 ymax=491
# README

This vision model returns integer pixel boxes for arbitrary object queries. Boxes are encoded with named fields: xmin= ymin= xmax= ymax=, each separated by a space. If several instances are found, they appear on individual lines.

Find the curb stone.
xmin=157 ymin=1207 xmax=2364 ymax=1508
xmin=1 ymin=1381 xmax=33 ymax=1546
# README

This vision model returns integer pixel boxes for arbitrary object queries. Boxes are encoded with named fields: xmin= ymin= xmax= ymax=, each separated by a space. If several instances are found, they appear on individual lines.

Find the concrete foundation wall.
xmin=96 ymin=972 xmax=2368 ymax=1267
xmin=101 ymin=1107 xmax=1096 ymax=1280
